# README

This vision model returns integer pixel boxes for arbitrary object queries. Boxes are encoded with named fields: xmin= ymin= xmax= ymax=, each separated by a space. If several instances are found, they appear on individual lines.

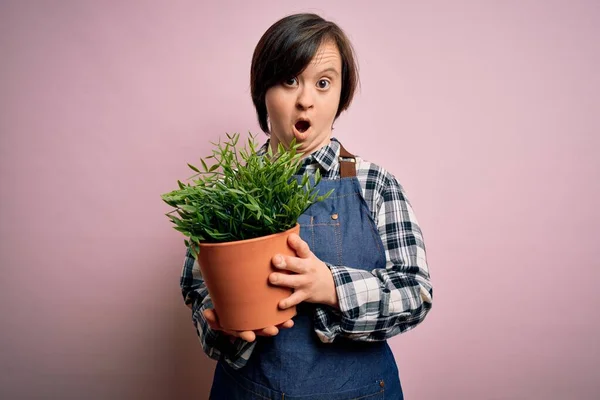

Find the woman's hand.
xmin=203 ymin=308 xmax=294 ymax=343
xmin=269 ymin=233 xmax=339 ymax=310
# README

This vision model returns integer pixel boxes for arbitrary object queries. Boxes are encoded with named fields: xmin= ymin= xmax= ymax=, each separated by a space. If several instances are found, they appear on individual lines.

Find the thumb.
xmin=288 ymin=233 xmax=311 ymax=258
xmin=203 ymin=308 xmax=221 ymax=330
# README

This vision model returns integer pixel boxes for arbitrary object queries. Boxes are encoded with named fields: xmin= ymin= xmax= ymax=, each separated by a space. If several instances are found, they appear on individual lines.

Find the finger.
xmin=222 ymin=329 xmax=239 ymax=338
xmin=269 ymin=271 xmax=307 ymax=288
xmin=256 ymin=325 xmax=279 ymax=336
xmin=277 ymin=319 xmax=295 ymax=329
xmin=279 ymin=291 xmax=306 ymax=309
xmin=287 ymin=234 xmax=312 ymax=258
xmin=203 ymin=309 xmax=222 ymax=330
xmin=203 ymin=308 xmax=216 ymax=322
xmin=272 ymin=254 xmax=307 ymax=274
xmin=238 ymin=331 xmax=256 ymax=342
xmin=223 ymin=329 xmax=254 ymax=342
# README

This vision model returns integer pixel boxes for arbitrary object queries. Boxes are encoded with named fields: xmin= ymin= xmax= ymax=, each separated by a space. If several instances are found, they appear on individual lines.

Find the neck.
xmin=269 ymin=136 xmax=332 ymax=160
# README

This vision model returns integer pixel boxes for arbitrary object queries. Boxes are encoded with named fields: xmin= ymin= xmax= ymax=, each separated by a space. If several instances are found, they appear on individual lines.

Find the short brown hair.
xmin=250 ymin=13 xmax=360 ymax=134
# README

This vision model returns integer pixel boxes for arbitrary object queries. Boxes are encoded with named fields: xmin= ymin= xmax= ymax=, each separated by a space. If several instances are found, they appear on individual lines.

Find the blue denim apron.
xmin=210 ymin=144 xmax=404 ymax=399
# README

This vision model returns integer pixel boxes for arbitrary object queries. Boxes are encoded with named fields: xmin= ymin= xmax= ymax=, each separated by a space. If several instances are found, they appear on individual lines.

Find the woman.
xmin=181 ymin=13 xmax=433 ymax=400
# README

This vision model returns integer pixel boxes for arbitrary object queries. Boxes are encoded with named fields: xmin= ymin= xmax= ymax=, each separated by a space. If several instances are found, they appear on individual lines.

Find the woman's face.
xmin=265 ymin=40 xmax=342 ymax=156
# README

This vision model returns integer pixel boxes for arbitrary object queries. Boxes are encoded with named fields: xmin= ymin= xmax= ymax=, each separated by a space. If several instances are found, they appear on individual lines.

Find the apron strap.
xmin=338 ymin=142 xmax=357 ymax=178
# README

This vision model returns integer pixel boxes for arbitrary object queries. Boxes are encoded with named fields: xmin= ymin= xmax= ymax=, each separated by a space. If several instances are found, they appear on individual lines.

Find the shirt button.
xmin=331 ymin=213 xmax=338 ymax=220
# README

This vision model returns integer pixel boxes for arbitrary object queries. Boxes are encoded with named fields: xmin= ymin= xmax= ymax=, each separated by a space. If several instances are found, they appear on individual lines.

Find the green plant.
xmin=161 ymin=132 xmax=333 ymax=257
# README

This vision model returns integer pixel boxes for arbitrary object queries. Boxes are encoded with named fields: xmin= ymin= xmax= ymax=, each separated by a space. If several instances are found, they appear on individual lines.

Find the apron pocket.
xmin=298 ymin=214 xmax=343 ymax=266
xmin=290 ymin=379 xmax=385 ymax=400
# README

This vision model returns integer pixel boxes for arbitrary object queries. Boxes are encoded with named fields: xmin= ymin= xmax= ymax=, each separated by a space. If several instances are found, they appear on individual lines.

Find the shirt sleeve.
xmin=313 ymin=171 xmax=433 ymax=343
xmin=181 ymin=248 xmax=256 ymax=369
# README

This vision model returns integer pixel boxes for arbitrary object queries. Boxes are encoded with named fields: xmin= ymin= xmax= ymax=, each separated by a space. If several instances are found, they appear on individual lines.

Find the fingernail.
xmin=270 ymin=274 xmax=278 ymax=283
xmin=274 ymin=255 xmax=283 ymax=267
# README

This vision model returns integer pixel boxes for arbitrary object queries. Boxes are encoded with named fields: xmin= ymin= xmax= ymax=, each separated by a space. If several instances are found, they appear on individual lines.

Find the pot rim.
xmin=197 ymin=223 xmax=300 ymax=248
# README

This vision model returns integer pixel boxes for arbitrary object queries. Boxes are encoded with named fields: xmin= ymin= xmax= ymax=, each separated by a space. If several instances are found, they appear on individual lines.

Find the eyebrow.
xmin=316 ymin=67 xmax=340 ymax=77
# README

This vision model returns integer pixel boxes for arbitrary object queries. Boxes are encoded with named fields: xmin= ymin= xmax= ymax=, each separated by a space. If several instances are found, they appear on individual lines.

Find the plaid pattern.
xmin=180 ymin=138 xmax=433 ymax=369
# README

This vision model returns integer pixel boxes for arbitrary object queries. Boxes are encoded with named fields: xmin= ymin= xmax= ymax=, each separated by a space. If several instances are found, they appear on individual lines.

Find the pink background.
xmin=1 ymin=1 xmax=599 ymax=399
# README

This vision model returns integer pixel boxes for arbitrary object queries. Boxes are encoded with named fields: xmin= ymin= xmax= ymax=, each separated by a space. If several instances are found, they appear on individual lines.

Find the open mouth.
xmin=294 ymin=120 xmax=311 ymax=133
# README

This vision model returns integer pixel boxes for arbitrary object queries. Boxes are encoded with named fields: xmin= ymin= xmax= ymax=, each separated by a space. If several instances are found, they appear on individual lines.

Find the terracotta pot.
xmin=197 ymin=224 xmax=299 ymax=331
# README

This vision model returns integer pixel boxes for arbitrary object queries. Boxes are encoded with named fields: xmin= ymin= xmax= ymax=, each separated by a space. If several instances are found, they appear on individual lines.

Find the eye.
xmin=283 ymin=77 xmax=298 ymax=87
xmin=317 ymin=79 xmax=330 ymax=90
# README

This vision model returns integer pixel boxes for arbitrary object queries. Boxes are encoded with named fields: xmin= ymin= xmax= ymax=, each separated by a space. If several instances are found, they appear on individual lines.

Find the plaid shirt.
xmin=180 ymin=138 xmax=433 ymax=370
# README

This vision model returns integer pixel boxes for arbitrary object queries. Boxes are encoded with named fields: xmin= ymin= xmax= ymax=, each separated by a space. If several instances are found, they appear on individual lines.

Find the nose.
xmin=295 ymin=85 xmax=314 ymax=110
